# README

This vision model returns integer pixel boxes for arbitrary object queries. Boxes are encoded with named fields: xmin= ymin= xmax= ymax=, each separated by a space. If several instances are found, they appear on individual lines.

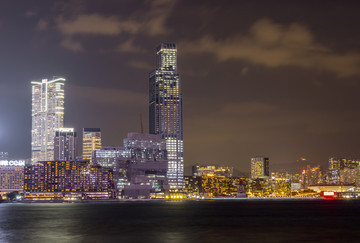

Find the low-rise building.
xmin=24 ymin=160 xmax=114 ymax=200
xmin=120 ymin=133 xmax=169 ymax=199
xmin=93 ymin=133 xmax=169 ymax=199
xmin=0 ymin=159 xmax=25 ymax=196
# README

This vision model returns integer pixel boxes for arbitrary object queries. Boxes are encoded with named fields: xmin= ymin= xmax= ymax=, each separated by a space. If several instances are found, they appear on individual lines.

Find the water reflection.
xmin=0 ymin=204 xmax=11 ymax=243
xmin=0 ymin=200 xmax=359 ymax=242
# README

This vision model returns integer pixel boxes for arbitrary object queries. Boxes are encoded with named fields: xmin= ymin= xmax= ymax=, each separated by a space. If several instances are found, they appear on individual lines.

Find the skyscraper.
xmin=54 ymin=128 xmax=77 ymax=161
xmin=251 ymin=157 xmax=270 ymax=179
xmin=149 ymin=43 xmax=184 ymax=191
xmin=83 ymin=128 xmax=102 ymax=163
xmin=31 ymin=77 xmax=65 ymax=163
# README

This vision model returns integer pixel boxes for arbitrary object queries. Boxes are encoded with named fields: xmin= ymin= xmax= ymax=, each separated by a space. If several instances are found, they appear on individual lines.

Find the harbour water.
xmin=0 ymin=199 xmax=359 ymax=242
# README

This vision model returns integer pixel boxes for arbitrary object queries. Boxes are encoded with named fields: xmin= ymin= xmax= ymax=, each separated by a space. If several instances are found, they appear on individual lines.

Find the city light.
xmin=1 ymin=1 xmax=360 ymax=242
xmin=322 ymin=191 xmax=335 ymax=198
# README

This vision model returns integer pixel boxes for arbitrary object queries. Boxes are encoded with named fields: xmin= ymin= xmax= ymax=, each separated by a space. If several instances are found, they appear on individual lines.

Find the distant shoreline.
xmin=0 ymin=197 xmax=346 ymax=204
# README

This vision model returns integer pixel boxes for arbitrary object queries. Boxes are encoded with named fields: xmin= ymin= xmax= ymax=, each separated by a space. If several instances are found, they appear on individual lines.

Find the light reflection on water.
xmin=0 ymin=200 xmax=360 ymax=242
xmin=0 ymin=205 xmax=11 ymax=243
xmin=0 ymin=203 xmax=82 ymax=243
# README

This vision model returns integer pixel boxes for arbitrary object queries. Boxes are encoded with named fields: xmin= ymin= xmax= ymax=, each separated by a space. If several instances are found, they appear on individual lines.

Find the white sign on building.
xmin=0 ymin=160 xmax=26 ymax=167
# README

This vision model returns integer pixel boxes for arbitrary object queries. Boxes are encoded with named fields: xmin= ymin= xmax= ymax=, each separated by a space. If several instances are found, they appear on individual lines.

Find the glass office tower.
xmin=149 ymin=43 xmax=184 ymax=191
xmin=31 ymin=77 xmax=65 ymax=163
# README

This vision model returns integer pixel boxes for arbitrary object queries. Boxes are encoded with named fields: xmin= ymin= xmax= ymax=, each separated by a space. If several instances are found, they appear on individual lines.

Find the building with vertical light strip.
xmin=54 ymin=128 xmax=77 ymax=161
xmin=83 ymin=128 xmax=102 ymax=163
xmin=149 ymin=43 xmax=184 ymax=191
xmin=31 ymin=77 xmax=65 ymax=164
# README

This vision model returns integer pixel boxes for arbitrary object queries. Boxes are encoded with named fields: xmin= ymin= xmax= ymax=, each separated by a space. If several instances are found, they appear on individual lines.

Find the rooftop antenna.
xmin=140 ymin=113 xmax=144 ymax=134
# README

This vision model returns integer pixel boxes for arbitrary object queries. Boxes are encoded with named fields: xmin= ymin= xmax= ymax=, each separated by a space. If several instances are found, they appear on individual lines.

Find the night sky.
xmin=1 ymin=0 xmax=360 ymax=175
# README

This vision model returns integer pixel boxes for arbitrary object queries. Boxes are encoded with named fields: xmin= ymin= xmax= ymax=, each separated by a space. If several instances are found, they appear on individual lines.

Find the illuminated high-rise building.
xmin=149 ymin=43 xmax=184 ymax=191
xmin=251 ymin=157 xmax=269 ymax=179
xmin=82 ymin=128 xmax=102 ymax=163
xmin=31 ymin=77 xmax=65 ymax=163
xmin=54 ymin=128 xmax=77 ymax=161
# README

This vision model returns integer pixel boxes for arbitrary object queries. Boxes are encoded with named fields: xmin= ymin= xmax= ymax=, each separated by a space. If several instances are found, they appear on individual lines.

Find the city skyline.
xmin=1 ymin=1 xmax=360 ymax=241
xmin=1 ymin=1 xmax=360 ymax=174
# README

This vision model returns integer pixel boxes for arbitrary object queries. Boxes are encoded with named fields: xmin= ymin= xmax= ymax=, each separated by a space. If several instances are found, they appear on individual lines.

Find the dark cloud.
xmin=117 ymin=39 xmax=146 ymax=53
xmin=60 ymin=38 xmax=84 ymax=52
xmin=69 ymin=85 xmax=147 ymax=107
xmin=128 ymin=60 xmax=153 ymax=70
xmin=35 ymin=19 xmax=49 ymax=31
xmin=57 ymin=14 xmax=140 ymax=36
xmin=25 ymin=9 xmax=38 ymax=18
xmin=55 ymin=0 xmax=176 ymax=51
xmin=180 ymin=18 xmax=360 ymax=78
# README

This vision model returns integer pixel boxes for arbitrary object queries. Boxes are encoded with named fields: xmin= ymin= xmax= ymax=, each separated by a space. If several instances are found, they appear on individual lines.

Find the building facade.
xmin=54 ymin=128 xmax=77 ymax=161
xmin=149 ymin=43 xmax=184 ymax=191
xmin=83 ymin=128 xmax=102 ymax=163
xmin=31 ymin=77 xmax=65 ymax=163
xmin=94 ymin=146 xmax=130 ymax=169
xmin=329 ymin=158 xmax=360 ymax=171
xmin=0 ymin=160 xmax=25 ymax=195
xmin=328 ymin=158 xmax=360 ymax=185
xmin=24 ymin=160 xmax=114 ymax=200
xmin=120 ymin=133 xmax=169 ymax=199
xmin=251 ymin=157 xmax=270 ymax=179
xmin=340 ymin=167 xmax=360 ymax=185
xmin=93 ymin=133 xmax=169 ymax=199
xmin=302 ymin=165 xmax=323 ymax=186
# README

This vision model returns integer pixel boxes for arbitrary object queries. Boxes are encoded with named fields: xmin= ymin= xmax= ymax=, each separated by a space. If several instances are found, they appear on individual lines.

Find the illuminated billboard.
xmin=322 ymin=191 xmax=335 ymax=198
xmin=0 ymin=160 xmax=26 ymax=167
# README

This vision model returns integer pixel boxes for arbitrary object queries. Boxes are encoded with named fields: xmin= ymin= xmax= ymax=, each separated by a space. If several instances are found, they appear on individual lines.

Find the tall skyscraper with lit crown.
xmin=31 ymin=77 xmax=65 ymax=163
xmin=149 ymin=43 xmax=184 ymax=191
